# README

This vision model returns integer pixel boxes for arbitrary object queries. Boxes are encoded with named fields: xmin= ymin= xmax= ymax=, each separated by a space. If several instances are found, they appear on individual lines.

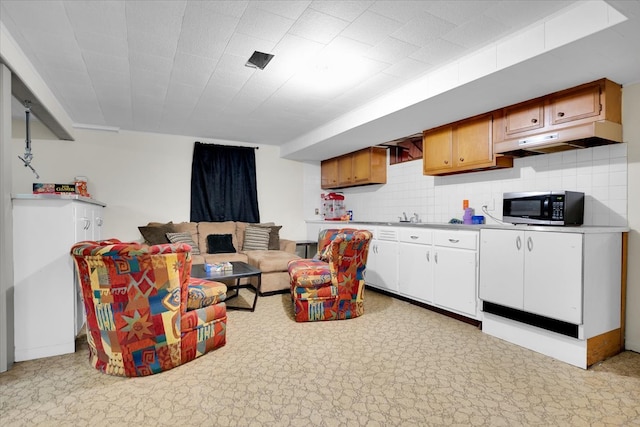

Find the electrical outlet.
xmin=483 ymin=199 xmax=495 ymax=211
xmin=315 ymin=208 xmax=319 ymax=215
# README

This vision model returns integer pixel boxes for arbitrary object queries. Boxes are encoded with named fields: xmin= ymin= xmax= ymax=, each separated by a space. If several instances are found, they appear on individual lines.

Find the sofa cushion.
xmin=166 ymin=232 xmax=201 ymax=255
xmin=173 ymin=222 xmax=198 ymax=246
xmin=243 ymin=226 xmax=270 ymax=251
xmin=246 ymin=250 xmax=300 ymax=273
xmin=253 ymin=224 xmax=282 ymax=250
xmin=138 ymin=222 xmax=176 ymax=244
xmin=207 ymin=234 xmax=236 ymax=254
xmin=187 ymin=278 xmax=227 ymax=310
xmin=198 ymin=221 xmax=237 ymax=253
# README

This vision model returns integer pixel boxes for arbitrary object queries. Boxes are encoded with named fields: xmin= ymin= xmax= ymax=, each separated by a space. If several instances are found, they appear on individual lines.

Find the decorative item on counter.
xmin=347 ymin=210 xmax=353 ymax=221
xmin=32 ymin=183 xmax=76 ymax=194
xmin=448 ymin=218 xmax=464 ymax=224
xmin=463 ymin=207 xmax=474 ymax=225
xmin=472 ymin=215 xmax=485 ymax=224
xmin=74 ymin=176 xmax=90 ymax=197
xmin=463 ymin=199 xmax=469 ymax=210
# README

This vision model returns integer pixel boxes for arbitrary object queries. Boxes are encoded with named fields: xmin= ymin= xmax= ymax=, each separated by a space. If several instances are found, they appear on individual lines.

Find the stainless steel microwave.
xmin=503 ymin=191 xmax=584 ymax=225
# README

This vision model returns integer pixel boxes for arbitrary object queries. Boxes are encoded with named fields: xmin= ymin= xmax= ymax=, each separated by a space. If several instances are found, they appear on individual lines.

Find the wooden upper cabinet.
xmin=337 ymin=155 xmax=353 ymax=186
xmin=550 ymin=82 xmax=601 ymax=125
xmin=423 ymin=126 xmax=453 ymax=174
xmin=504 ymin=100 xmax=545 ymax=136
xmin=321 ymin=158 xmax=338 ymax=189
xmin=424 ymin=113 xmax=512 ymax=176
xmin=321 ymin=147 xmax=387 ymax=189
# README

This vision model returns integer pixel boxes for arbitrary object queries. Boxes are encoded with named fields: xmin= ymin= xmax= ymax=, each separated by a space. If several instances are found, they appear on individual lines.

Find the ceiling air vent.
xmin=245 ymin=51 xmax=274 ymax=70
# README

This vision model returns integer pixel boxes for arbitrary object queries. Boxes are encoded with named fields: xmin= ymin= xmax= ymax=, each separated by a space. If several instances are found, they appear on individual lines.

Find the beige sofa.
xmin=141 ymin=221 xmax=300 ymax=295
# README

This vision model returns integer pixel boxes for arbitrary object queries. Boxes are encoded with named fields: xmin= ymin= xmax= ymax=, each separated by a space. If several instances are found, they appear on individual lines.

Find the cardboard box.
xmin=33 ymin=183 xmax=77 ymax=194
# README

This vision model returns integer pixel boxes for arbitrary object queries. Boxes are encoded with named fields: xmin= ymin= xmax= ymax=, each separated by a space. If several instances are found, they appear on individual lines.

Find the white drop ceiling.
xmin=1 ymin=0 xmax=639 ymax=161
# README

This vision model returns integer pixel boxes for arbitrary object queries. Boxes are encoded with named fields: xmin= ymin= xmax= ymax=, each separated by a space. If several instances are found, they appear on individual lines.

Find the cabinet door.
xmin=433 ymin=247 xmax=477 ymax=317
xmin=454 ymin=114 xmax=493 ymax=169
xmin=337 ymin=155 xmax=353 ymax=186
xmin=321 ymin=158 xmax=339 ymax=189
xmin=398 ymin=242 xmax=434 ymax=303
xmin=423 ymin=126 xmax=453 ymax=174
xmin=549 ymin=83 xmax=600 ymax=125
xmin=523 ymin=231 xmax=583 ymax=324
xmin=479 ymin=229 xmax=525 ymax=310
xmin=352 ymin=149 xmax=371 ymax=184
xmin=366 ymin=239 xmax=398 ymax=292
xmin=504 ymin=100 xmax=544 ymax=135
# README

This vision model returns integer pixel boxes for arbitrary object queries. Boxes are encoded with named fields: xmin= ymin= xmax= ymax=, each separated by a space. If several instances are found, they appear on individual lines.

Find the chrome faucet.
xmin=411 ymin=213 xmax=420 ymax=223
xmin=402 ymin=212 xmax=408 ymax=222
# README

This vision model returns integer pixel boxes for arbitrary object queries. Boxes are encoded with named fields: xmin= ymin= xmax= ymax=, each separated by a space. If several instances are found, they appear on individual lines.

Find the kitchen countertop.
xmin=12 ymin=193 xmax=107 ymax=207
xmin=306 ymin=219 xmax=629 ymax=234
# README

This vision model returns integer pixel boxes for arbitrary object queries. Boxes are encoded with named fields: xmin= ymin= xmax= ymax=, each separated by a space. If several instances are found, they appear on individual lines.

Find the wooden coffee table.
xmin=191 ymin=261 xmax=262 ymax=312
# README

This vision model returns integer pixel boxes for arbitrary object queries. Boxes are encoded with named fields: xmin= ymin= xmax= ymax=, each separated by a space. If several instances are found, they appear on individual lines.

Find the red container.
xmin=322 ymin=192 xmax=346 ymax=220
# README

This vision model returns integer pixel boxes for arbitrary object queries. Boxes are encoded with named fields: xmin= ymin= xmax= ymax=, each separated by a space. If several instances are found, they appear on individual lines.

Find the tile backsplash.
xmin=308 ymin=143 xmax=627 ymax=227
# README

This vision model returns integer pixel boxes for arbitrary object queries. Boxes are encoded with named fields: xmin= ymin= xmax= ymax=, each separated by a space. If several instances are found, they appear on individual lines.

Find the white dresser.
xmin=12 ymin=194 xmax=106 ymax=361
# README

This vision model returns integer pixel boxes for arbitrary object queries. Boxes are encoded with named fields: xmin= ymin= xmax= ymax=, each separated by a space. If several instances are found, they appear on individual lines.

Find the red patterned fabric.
xmin=288 ymin=229 xmax=372 ymax=322
xmin=71 ymin=239 xmax=227 ymax=377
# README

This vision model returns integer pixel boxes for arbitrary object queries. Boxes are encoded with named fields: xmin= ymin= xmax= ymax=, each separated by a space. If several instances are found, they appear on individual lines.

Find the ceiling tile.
xmin=340 ymin=10 xmax=404 ymax=45
xmin=76 ymin=31 xmax=128 ymax=58
xmin=236 ymin=6 xmax=295 ymax=42
xmin=392 ymin=12 xmax=457 ymax=46
xmin=82 ymin=51 xmax=130 ymax=75
xmin=252 ymin=0 xmax=310 ymax=20
xmin=125 ymin=0 xmax=186 ymax=36
xmin=1 ymin=0 xmax=73 ymax=36
xmin=171 ymin=53 xmax=217 ymax=87
xmin=382 ymin=57 xmax=432 ymax=79
xmin=441 ymin=15 xmax=511 ymax=49
xmin=364 ymin=37 xmax=420 ymax=64
xmin=64 ymin=0 xmax=126 ymax=38
xmin=225 ymin=33 xmax=277 ymax=58
xmin=309 ymin=1 xmax=373 ymax=22
xmin=423 ymin=1 xmax=500 ymax=25
xmin=176 ymin=7 xmax=239 ymax=58
xmin=129 ymin=53 xmax=173 ymax=76
xmin=409 ymin=39 xmax=467 ymax=66
xmin=288 ymin=8 xmax=349 ymax=44
xmin=367 ymin=1 xmax=430 ymax=23
xmin=128 ymin=29 xmax=179 ymax=59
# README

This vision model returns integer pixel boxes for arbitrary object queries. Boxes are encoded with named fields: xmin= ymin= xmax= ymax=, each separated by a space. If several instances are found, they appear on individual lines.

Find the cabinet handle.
xmin=444 ymin=160 xmax=449 ymax=165
xmin=96 ymin=217 xmax=103 ymax=226
xmin=426 ymin=251 xmax=430 ymax=262
xmin=527 ymin=236 xmax=533 ymax=252
xmin=435 ymin=252 xmax=438 ymax=264
xmin=459 ymin=157 xmax=464 ymax=162
xmin=516 ymin=235 xmax=522 ymax=250
xmin=557 ymin=112 xmax=565 ymax=117
xmin=531 ymin=118 xmax=538 ymax=124
xmin=448 ymin=238 xmax=459 ymax=243
xmin=85 ymin=219 xmax=91 ymax=230
xmin=410 ymin=235 xmax=418 ymax=239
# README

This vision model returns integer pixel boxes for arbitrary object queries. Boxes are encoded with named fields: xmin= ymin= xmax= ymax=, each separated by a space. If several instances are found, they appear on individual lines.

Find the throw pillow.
xmin=166 ymin=232 xmax=201 ymax=255
xmin=254 ymin=224 xmax=282 ymax=250
xmin=207 ymin=234 xmax=236 ymax=254
xmin=242 ymin=226 xmax=270 ymax=251
xmin=138 ymin=223 xmax=176 ymax=245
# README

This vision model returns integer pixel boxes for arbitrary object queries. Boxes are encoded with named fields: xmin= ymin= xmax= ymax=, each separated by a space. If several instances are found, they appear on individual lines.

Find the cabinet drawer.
xmin=376 ymin=227 xmax=398 ymax=241
xmin=434 ymin=230 xmax=477 ymax=250
xmin=399 ymin=228 xmax=432 ymax=244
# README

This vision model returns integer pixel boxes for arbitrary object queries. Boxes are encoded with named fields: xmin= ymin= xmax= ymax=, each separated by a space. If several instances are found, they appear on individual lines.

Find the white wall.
xmin=11 ymin=128 xmax=307 ymax=242
xmin=623 ymin=82 xmax=640 ymax=352
xmin=306 ymin=145 xmax=628 ymax=227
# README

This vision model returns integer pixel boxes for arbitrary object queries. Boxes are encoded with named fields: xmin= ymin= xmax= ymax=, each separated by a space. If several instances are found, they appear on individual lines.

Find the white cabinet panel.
xmin=13 ymin=196 xmax=105 ymax=361
xmin=433 ymin=246 xmax=478 ymax=317
xmin=398 ymin=237 xmax=434 ymax=303
xmin=367 ymin=239 xmax=399 ymax=292
xmin=479 ymin=229 xmax=525 ymax=309
xmin=523 ymin=232 xmax=583 ymax=324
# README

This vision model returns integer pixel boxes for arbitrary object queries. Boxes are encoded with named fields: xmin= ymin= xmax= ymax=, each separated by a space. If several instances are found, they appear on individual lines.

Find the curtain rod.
xmin=195 ymin=141 xmax=258 ymax=149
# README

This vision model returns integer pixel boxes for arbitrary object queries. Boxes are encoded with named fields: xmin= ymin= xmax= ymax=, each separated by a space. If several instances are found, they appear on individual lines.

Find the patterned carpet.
xmin=1 ymin=289 xmax=639 ymax=426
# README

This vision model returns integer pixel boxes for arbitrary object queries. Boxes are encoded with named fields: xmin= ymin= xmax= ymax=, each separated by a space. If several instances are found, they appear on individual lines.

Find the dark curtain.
xmin=190 ymin=142 xmax=260 ymax=223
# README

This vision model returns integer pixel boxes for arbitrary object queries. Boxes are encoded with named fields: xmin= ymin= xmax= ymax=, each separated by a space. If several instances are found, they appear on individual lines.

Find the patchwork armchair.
xmin=288 ymin=229 xmax=372 ymax=322
xmin=70 ymin=239 xmax=227 ymax=377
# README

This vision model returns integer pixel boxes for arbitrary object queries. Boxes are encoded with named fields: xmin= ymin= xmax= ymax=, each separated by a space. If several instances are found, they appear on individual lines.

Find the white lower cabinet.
xmin=432 ymin=230 xmax=479 ymax=318
xmin=398 ymin=229 xmax=433 ymax=303
xmin=479 ymin=228 xmax=623 ymax=368
xmin=366 ymin=227 xmax=399 ymax=293
xmin=13 ymin=196 xmax=105 ymax=361
xmin=479 ymin=229 xmax=582 ymax=323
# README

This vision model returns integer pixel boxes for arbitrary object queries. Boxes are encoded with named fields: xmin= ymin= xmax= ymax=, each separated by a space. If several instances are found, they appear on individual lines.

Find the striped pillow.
xmin=166 ymin=231 xmax=201 ymax=255
xmin=242 ymin=226 xmax=270 ymax=251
